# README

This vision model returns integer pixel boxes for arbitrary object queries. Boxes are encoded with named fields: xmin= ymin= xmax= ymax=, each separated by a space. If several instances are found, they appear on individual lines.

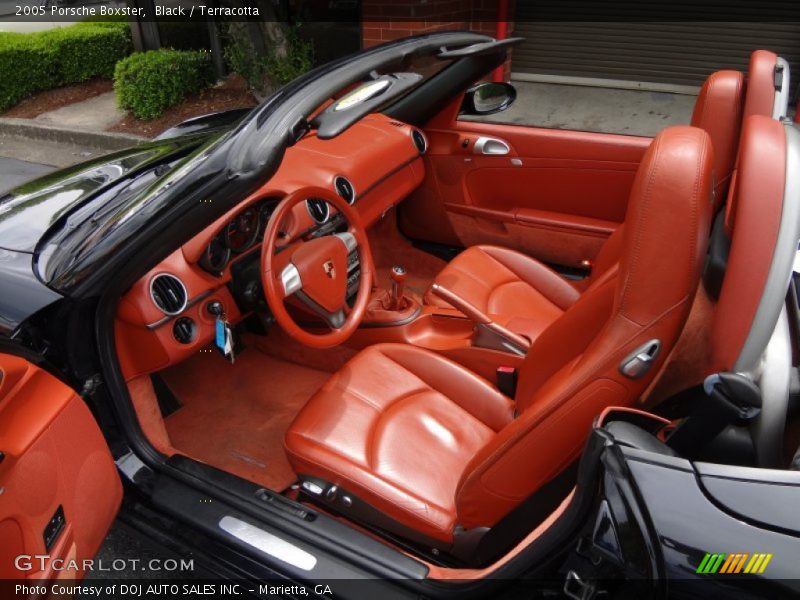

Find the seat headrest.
xmin=691 ymin=70 xmax=744 ymax=204
xmin=743 ymin=50 xmax=778 ymax=120
xmin=616 ymin=125 xmax=715 ymax=326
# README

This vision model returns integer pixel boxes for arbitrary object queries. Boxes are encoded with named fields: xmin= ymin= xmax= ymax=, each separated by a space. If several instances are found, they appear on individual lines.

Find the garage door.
xmin=513 ymin=14 xmax=800 ymax=88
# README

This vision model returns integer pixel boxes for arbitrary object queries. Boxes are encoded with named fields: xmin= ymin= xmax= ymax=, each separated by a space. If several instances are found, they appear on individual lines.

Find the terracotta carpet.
xmin=159 ymin=347 xmax=329 ymax=492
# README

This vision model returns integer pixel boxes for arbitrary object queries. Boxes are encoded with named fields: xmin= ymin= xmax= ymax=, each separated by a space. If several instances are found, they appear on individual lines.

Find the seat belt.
xmin=666 ymin=372 xmax=762 ymax=456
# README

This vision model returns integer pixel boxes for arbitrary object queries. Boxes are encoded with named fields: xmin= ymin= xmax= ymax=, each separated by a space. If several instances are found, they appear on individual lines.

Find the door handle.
xmin=474 ymin=136 xmax=511 ymax=155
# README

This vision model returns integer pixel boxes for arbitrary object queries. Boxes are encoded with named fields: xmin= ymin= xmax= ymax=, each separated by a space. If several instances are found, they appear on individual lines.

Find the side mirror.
xmin=461 ymin=82 xmax=517 ymax=116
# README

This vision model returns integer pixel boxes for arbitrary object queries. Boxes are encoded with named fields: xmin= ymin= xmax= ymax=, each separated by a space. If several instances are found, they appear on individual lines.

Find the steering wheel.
xmin=261 ymin=187 xmax=373 ymax=348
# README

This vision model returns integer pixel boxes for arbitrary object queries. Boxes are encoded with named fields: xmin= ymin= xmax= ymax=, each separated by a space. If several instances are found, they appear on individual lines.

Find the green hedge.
xmin=0 ymin=22 xmax=131 ymax=112
xmin=114 ymin=49 xmax=215 ymax=120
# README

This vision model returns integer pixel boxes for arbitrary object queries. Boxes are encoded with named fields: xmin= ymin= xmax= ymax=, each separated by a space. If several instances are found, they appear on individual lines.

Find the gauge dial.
xmin=258 ymin=200 xmax=277 ymax=236
xmin=224 ymin=207 xmax=260 ymax=252
xmin=199 ymin=235 xmax=231 ymax=275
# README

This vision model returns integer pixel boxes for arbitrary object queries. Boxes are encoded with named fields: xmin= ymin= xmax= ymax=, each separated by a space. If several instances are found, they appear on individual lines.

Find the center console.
xmin=350 ymin=265 xmax=538 ymax=382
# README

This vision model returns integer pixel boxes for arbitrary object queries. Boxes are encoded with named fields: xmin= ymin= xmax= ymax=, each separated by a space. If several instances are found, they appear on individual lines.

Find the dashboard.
xmin=115 ymin=113 xmax=427 ymax=380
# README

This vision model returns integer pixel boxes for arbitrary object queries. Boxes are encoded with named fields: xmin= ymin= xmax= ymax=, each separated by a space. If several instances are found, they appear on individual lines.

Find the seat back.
xmin=710 ymin=115 xmax=794 ymax=375
xmin=455 ymin=126 xmax=714 ymax=530
xmin=586 ymin=68 xmax=743 ymax=286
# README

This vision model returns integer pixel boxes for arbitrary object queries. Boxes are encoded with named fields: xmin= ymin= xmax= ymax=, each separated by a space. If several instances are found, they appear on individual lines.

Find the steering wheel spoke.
xmin=334 ymin=231 xmax=358 ymax=252
xmin=279 ymin=263 xmax=303 ymax=298
xmin=295 ymin=293 xmax=347 ymax=330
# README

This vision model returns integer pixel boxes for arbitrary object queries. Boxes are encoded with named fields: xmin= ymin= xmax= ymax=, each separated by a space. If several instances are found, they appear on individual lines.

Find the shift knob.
xmin=389 ymin=265 xmax=407 ymax=310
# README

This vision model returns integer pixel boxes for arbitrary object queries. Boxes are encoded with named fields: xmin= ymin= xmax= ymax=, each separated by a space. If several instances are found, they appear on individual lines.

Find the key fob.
xmin=215 ymin=318 xmax=235 ymax=363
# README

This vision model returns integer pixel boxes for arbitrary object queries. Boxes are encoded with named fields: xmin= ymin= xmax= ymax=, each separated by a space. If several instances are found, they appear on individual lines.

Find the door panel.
xmin=400 ymin=118 xmax=651 ymax=268
xmin=0 ymin=353 xmax=121 ymax=580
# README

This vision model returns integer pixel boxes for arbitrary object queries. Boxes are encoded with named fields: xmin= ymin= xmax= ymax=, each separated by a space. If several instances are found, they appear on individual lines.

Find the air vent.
xmin=306 ymin=198 xmax=330 ymax=224
xmin=334 ymin=176 xmax=356 ymax=205
xmin=150 ymin=274 xmax=188 ymax=315
xmin=172 ymin=317 xmax=196 ymax=344
xmin=389 ymin=121 xmax=404 ymax=127
xmin=411 ymin=129 xmax=427 ymax=154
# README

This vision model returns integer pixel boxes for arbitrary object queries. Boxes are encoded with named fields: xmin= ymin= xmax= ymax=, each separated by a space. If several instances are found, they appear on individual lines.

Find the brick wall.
xmin=361 ymin=0 xmax=514 ymax=80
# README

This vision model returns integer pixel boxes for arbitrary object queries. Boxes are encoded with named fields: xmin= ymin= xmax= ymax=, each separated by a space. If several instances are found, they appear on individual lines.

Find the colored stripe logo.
xmin=696 ymin=553 xmax=773 ymax=574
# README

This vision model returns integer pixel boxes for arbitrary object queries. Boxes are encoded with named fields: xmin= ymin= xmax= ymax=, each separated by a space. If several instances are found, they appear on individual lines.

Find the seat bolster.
xmin=479 ymin=245 xmax=580 ymax=310
xmin=285 ymin=426 xmax=458 ymax=543
xmin=377 ymin=344 xmax=515 ymax=431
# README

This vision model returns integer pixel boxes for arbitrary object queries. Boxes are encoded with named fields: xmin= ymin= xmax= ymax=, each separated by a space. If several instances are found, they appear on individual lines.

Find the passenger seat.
xmin=425 ymin=62 xmax=769 ymax=330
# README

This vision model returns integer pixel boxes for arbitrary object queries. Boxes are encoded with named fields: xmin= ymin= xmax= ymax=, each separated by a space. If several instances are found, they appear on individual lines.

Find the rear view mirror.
xmin=461 ymin=82 xmax=517 ymax=116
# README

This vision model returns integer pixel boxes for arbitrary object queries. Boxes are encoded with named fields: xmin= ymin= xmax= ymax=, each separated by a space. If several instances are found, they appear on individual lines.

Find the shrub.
xmin=0 ymin=21 xmax=131 ymax=112
xmin=223 ymin=24 xmax=313 ymax=98
xmin=114 ymin=49 xmax=215 ymax=120
xmin=265 ymin=31 xmax=314 ymax=87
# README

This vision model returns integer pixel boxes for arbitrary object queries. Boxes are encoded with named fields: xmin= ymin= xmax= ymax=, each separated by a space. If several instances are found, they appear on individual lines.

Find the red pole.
xmin=492 ymin=0 xmax=510 ymax=82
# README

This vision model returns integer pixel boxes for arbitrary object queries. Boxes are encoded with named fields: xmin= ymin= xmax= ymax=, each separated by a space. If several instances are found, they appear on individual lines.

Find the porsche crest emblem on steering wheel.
xmin=323 ymin=260 xmax=336 ymax=279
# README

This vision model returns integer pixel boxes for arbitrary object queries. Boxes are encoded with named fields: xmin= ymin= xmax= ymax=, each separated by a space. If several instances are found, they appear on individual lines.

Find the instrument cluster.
xmin=199 ymin=199 xmax=278 ymax=275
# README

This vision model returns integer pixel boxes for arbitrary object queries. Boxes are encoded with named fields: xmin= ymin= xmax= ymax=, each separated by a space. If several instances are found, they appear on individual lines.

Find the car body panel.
xmin=0 ymin=138 xmax=206 ymax=253
xmin=0 ymin=249 xmax=62 ymax=337
xmin=154 ymin=108 xmax=253 ymax=141
xmin=624 ymin=451 xmax=800 ymax=595
xmin=0 ymin=137 xmax=214 ymax=336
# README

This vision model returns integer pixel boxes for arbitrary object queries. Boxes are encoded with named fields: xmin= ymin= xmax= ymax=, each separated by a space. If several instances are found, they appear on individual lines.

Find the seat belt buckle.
xmin=496 ymin=366 xmax=517 ymax=398
xmin=704 ymin=372 xmax=762 ymax=420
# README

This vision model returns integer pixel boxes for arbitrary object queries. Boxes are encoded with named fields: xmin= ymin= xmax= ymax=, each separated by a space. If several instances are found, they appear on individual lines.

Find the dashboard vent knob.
xmin=172 ymin=317 xmax=196 ymax=344
xmin=150 ymin=274 xmax=188 ymax=315
xmin=334 ymin=176 xmax=356 ymax=205
xmin=306 ymin=198 xmax=330 ymax=224
xmin=411 ymin=129 xmax=428 ymax=154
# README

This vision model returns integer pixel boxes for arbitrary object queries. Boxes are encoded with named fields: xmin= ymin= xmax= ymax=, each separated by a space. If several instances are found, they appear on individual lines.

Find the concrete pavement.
xmin=0 ymin=156 xmax=54 ymax=194
xmin=34 ymin=91 xmax=125 ymax=131
xmin=0 ymin=132 xmax=116 ymax=168
xmin=0 ymin=131 xmax=132 ymax=194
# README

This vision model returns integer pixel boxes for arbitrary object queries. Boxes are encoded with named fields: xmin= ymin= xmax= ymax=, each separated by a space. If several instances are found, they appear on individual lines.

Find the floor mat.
xmin=159 ymin=347 xmax=329 ymax=492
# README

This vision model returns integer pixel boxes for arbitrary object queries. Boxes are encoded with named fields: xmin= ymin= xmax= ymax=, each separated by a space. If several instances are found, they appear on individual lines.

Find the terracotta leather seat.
xmin=425 ymin=68 xmax=744 ymax=325
xmin=743 ymin=50 xmax=780 ymax=121
xmin=285 ymin=126 xmax=714 ymax=548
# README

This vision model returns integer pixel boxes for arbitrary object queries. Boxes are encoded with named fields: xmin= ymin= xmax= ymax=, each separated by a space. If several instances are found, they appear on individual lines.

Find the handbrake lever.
xmin=430 ymin=283 xmax=530 ymax=355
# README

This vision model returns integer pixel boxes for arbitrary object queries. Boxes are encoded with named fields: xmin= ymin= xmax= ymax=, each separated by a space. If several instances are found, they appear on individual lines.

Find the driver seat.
xmin=285 ymin=126 xmax=714 ymax=551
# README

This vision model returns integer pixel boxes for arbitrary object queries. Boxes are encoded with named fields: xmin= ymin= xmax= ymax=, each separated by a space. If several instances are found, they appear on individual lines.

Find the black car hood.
xmin=0 ymin=137 xmax=208 ymax=253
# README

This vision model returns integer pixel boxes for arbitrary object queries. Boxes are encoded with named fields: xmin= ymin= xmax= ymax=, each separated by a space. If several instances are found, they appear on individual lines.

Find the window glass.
xmin=460 ymin=81 xmax=696 ymax=137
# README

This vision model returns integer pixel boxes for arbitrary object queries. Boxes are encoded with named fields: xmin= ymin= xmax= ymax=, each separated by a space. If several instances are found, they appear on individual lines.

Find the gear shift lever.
xmin=389 ymin=265 xmax=407 ymax=311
